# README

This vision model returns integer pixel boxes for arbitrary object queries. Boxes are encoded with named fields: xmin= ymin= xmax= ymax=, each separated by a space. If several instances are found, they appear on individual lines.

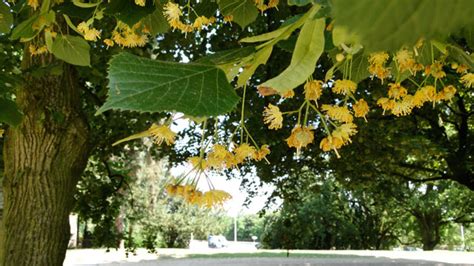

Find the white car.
xmin=208 ymin=235 xmax=228 ymax=248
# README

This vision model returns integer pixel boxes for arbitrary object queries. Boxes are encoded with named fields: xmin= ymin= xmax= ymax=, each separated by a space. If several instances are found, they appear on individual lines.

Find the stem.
xmin=309 ymin=103 xmax=331 ymax=134
xmin=199 ymin=120 xmax=207 ymax=158
xmin=303 ymin=101 xmax=310 ymax=126
xmin=240 ymin=85 xmax=247 ymax=143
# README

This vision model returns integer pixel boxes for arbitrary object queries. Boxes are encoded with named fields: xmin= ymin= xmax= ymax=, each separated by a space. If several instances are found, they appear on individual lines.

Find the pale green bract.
xmin=260 ymin=16 xmax=325 ymax=93
xmin=97 ymin=53 xmax=240 ymax=117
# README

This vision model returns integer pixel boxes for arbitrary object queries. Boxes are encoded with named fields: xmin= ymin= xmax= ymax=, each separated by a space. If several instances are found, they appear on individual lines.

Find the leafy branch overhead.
xmin=97 ymin=53 xmax=240 ymax=117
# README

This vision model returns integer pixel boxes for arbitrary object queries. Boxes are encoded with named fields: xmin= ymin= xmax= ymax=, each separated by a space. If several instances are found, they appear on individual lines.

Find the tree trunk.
xmin=413 ymin=209 xmax=442 ymax=251
xmin=0 ymin=63 xmax=89 ymax=265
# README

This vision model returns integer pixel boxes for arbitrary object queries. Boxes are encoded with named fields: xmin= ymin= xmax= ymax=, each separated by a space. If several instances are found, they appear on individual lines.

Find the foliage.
xmin=0 ymin=0 xmax=473 ymax=263
xmin=261 ymin=175 xmax=403 ymax=250
xmin=223 ymin=214 xmax=265 ymax=242
xmin=75 ymin=147 xmax=228 ymax=251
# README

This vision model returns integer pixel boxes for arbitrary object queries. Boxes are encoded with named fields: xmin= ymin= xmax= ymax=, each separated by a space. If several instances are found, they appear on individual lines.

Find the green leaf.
xmin=260 ymin=17 xmax=325 ymax=93
xmin=0 ymin=2 xmax=13 ymax=34
xmin=97 ymin=53 xmax=240 ymax=117
xmin=51 ymin=35 xmax=90 ymax=66
xmin=447 ymin=45 xmax=474 ymax=71
xmin=332 ymin=0 xmax=474 ymax=52
xmin=10 ymin=14 xmax=39 ymax=40
xmin=287 ymin=0 xmax=312 ymax=6
xmin=0 ymin=98 xmax=22 ymax=127
xmin=192 ymin=1 xmax=219 ymax=19
xmin=105 ymin=0 xmax=156 ymax=27
xmin=54 ymin=1 xmax=95 ymax=20
xmin=142 ymin=3 xmax=169 ymax=35
xmin=337 ymin=53 xmax=370 ymax=83
xmin=218 ymin=0 xmax=258 ymax=28
xmin=196 ymin=46 xmax=255 ymax=65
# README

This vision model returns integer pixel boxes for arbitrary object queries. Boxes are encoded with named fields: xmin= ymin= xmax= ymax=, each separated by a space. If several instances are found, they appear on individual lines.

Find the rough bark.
xmin=0 ymin=63 xmax=89 ymax=265
xmin=413 ymin=209 xmax=442 ymax=251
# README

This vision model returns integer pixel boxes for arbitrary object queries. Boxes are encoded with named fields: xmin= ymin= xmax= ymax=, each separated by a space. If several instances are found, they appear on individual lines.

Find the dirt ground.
xmin=64 ymin=247 xmax=474 ymax=266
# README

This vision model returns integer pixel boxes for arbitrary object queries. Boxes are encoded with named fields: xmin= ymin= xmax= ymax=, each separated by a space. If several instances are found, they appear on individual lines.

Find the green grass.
xmin=180 ymin=252 xmax=370 ymax=259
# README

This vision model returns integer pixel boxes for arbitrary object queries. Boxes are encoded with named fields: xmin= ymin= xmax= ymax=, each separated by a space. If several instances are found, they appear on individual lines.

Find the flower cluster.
xmin=188 ymin=143 xmax=270 ymax=172
xmin=77 ymin=22 xmax=101 ymax=42
xmin=166 ymin=184 xmax=232 ymax=208
xmin=109 ymin=21 xmax=148 ymax=48
xmin=163 ymin=2 xmax=217 ymax=33
xmin=254 ymin=0 xmax=280 ymax=12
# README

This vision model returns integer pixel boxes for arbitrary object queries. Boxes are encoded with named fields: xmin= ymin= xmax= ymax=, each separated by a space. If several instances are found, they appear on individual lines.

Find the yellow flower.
xmin=206 ymin=144 xmax=232 ymax=169
xmin=268 ymin=0 xmax=279 ymax=8
xmin=27 ymin=0 xmax=40 ymax=10
xmin=193 ymin=16 xmax=211 ymax=30
xmin=29 ymin=44 xmax=48 ymax=56
xmin=77 ymin=22 xmax=89 ymax=34
xmin=369 ymin=65 xmax=391 ymax=83
xmin=77 ymin=22 xmax=101 ymax=42
xmin=412 ymin=90 xmax=427 ymax=108
xmin=368 ymin=52 xmax=391 ymax=82
xmin=234 ymin=143 xmax=256 ymax=163
xmin=395 ymin=49 xmax=416 ymax=73
xmin=460 ymin=73 xmax=474 ymax=88
xmin=255 ymin=0 xmax=268 ymax=12
xmin=286 ymin=126 xmax=314 ymax=151
xmin=104 ymin=39 xmax=114 ymax=47
xmin=210 ymin=144 xmax=229 ymax=160
xmin=455 ymin=64 xmax=468 ymax=74
xmin=254 ymin=145 xmax=270 ymax=161
xmin=332 ymin=79 xmax=357 ymax=95
xmin=319 ymin=136 xmax=344 ymax=158
xmin=166 ymin=184 xmax=178 ymax=196
xmin=280 ymin=89 xmax=295 ymax=99
xmin=419 ymin=85 xmax=437 ymax=103
xmin=377 ymin=97 xmax=395 ymax=114
xmin=0 ymin=129 xmax=4 ymax=138
xmin=224 ymin=15 xmax=234 ymax=23
xmin=387 ymin=83 xmax=408 ymax=100
xmin=391 ymin=96 xmax=414 ymax=116
xmin=164 ymin=2 xmax=182 ymax=22
xmin=135 ymin=0 xmax=146 ymax=6
xmin=149 ymin=124 xmax=176 ymax=145
xmin=436 ymin=85 xmax=456 ymax=101
xmin=353 ymin=99 xmax=369 ymax=120
xmin=263 ymin=104 xmax=283 ymax=130
xmin=426 ymin=61 xmax=446 ymax=79
xmin=188 ymin=156 xmax=207 ymax=171
xmin=112 ymin=22 xmax=149 ymax=48
xmin=188 ymin=189 xmax=204 ymax=206
xmin=368 ymin=52 xmax=389 ymax=66
xmin=83 ymin=27 xmax=101 ymax=41
xmin=331 ymin=123 xmax=357 ymax=145
xmin=304 ymin=80 xmax=323 ymax=101
xmin=321 ymin=104 xmax=353 ymax=123
xmin=202 ymin=190 xmax=232 ymax=208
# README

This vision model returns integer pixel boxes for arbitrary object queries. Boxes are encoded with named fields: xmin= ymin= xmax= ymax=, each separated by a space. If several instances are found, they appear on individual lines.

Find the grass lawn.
xmin=182 ymin=251 xmax=369 ymax=259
